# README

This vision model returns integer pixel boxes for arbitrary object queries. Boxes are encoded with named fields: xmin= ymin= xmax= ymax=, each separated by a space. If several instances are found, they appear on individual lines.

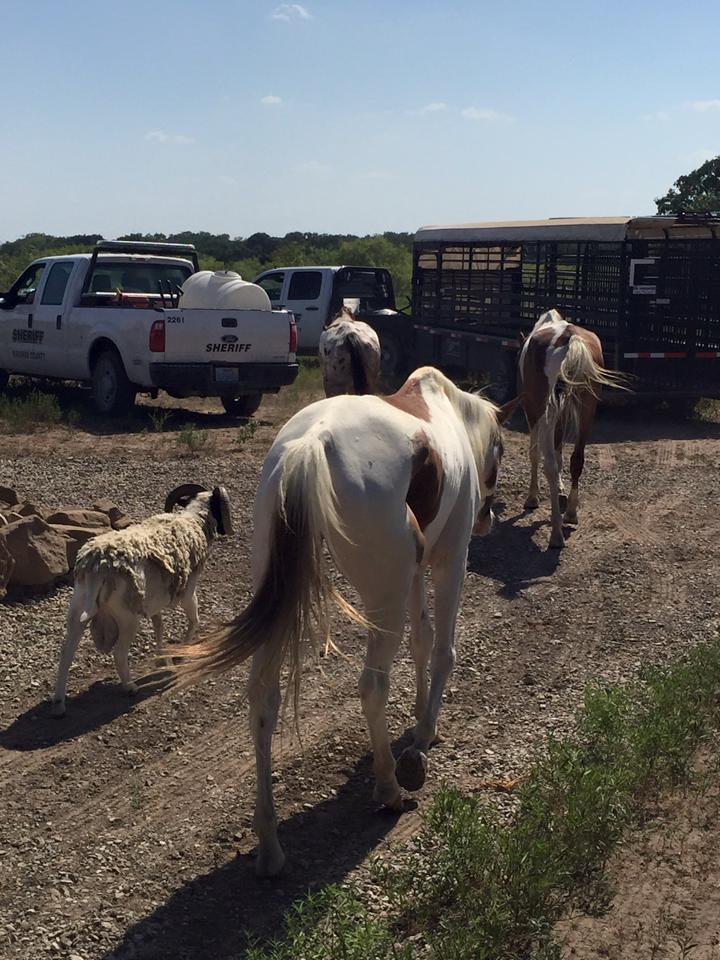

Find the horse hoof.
xmin=255 ymin=844 xmax=286 ymax=878
xmin=564 ymin=511 xmax=578 ymax=525
xmin=123 ymin=682 xmax=139 ymax=696
xmin=558 ymin=494 xmax=568 ymax=512
xmin=395 ymin=748 xmax=428 ymax=792
xmin=51 ymin=699 xmax=66 ymax=719
xmin=373 ymin=781 xmax=404 ymax=810
xmin=524 ymin=496 xmax=539 ymax=511
xmin=548 ymin=535 xmax=565 ymax=550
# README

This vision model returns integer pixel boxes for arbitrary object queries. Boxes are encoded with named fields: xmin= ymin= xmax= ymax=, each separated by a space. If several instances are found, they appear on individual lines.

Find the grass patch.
xmin=0 ymin=389 xmax=63 ymax=433
xmin=238 ymin=419 xmax=259 ymax=445
xmin=176 ymin=423 xmax=209 ymax=454
xmin=249 ymin=639 xmax=720 ymax=959
xmin=149 ymin=408 xmax=172 ymax=433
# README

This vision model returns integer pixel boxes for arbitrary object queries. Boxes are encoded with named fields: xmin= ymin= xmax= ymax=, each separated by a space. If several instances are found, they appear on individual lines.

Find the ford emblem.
xmin=221 ymin=334 xmax=239 ymax=344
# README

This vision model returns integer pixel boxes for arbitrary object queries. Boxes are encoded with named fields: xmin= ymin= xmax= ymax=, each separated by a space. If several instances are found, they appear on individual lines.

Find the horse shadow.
xmin=469 ymin=504 xmax=563 ymax=598
xmin=97 ymin=735 xmax=419 ymax=960
xmin=0 ymin=670 xmax=168 ymax=751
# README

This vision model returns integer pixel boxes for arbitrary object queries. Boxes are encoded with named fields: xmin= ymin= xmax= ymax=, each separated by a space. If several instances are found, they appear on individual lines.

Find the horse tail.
xmin=560 ymin=334 xmax=627 ymax=399
xmin=345 ymin=329 xmax=371 ymax=395
xmin=169 ymin=432 xmax=362 ymax=711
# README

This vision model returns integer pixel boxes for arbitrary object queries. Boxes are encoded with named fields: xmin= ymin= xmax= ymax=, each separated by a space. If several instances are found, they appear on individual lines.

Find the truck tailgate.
xmin=163 ymin=308 xmax=292 ymax=364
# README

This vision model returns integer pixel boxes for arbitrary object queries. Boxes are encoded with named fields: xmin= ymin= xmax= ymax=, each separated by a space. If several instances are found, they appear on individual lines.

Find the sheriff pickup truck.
xmin=0 ymin=240 xmax=298 ymax=416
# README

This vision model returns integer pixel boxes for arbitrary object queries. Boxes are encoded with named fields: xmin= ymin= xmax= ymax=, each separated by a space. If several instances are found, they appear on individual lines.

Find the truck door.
xmin=283 ymin=270 xmax=327 ymax=351
xmin=31 ymin=261 xmax=75 ymax=376
xmin=0 ymin=261 xmax=48 ymax=375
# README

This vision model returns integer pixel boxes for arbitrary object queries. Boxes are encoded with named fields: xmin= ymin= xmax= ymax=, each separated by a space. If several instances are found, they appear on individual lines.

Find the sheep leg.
xmin=180 ymin=586 xmax=200 ymax=644
xmin=52 ymin=608 xmax=85 ymax=718
xmin=111 ymin=613 xmax=139 ymax=695
xmin=152 ymin=614 xmax=173 ymax=667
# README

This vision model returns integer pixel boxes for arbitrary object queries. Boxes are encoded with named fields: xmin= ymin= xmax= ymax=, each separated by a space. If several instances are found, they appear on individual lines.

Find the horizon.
xmin=2 ymin=0 xmax=719 ymax=243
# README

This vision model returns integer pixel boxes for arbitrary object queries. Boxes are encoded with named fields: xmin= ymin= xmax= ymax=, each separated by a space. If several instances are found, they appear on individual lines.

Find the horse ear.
xmin=496 ymin=396 xmax=522 ymax=424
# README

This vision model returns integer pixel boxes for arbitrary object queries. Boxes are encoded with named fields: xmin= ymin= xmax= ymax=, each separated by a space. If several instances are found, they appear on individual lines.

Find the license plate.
xmin=214 ymin=367 xmax=239 ymax=383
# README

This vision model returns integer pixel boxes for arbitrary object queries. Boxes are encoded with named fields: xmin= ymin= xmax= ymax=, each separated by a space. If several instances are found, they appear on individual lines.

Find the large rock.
xmin=45 ymin=509 xmax=111 ymax=529
xmin=92 ymin=499 xmax=131 ymax=529
xmin=0 ymin=536 xmax=14 ymax=596
xmin=0 ymin=486 xmax=20 ymax=508
xmin=49 ymin=524 xmax=105 ymax=568
xmin=1 ymin=516 xmax=70 ymax=588
xmin=17 ymin=502 xmax=47 ymax=519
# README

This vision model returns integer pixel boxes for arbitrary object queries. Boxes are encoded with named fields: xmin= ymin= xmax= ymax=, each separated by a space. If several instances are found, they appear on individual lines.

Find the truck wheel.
xmin=221 ymin=393 xmax=262 ymax=417
xmin=380 ymin=333 xmax=402 ymax=377
xmin=91 ymin=350 xmax=137 ymax=416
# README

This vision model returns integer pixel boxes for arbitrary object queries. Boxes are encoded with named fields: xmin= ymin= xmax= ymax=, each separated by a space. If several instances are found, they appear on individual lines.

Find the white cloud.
xmin=407 ymin=101 xmax=448 ymax=116
xmin=297 ymin=160 xmax=330 ymax=175
xmin=144 ymin=130 xmax=195 ymax=144
xmin=684 ymin=148 xmax=718 ymax=167
xmin=261 ymin=94 xmax=283 ymax=105
xmin=461 ymin=106 xmax=514 ymax=122
xmin=360 ymin=169 xmax=392 ymax=180
xmin=688 ymin=99 xmax=720 ymax=112
xmin=641 ymin=110 xmax=670 ymax=122
xmin=272 ymin=3 xmax=311 ymax=21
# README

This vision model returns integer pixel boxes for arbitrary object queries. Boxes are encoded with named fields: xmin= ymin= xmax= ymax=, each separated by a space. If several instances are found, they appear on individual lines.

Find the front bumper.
xmin=149 ymin=361 xmax=299 ymax=397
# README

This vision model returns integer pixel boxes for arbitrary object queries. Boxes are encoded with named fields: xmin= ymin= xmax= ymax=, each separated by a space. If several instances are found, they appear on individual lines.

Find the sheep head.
xmin=164 ymin=483 xmax=207 ymax=513
xmin=164 ymin=483 xmax=233 ymax=537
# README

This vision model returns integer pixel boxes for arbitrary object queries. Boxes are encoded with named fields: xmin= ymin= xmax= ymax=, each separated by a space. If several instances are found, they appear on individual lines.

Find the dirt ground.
xmin=1 ymin=384 xmax=720 ymax=960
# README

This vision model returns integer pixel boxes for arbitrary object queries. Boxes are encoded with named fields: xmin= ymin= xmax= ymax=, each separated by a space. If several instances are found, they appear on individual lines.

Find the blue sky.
xmin=1 ymin=0 xmax=719 ymax=241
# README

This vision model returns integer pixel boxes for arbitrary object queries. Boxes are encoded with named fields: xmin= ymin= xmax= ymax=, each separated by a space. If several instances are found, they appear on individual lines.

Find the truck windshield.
xmin=87 ymin=261 xmax=192 ymax=295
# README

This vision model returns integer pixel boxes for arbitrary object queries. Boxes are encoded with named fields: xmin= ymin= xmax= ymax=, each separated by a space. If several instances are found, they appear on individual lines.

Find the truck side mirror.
xmin=0 ymin=294 xmax=14 ymax=310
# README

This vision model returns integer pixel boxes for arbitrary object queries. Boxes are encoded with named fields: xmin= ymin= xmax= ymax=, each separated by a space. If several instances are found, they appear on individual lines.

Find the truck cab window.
xmin=257 ymin=272 xmax=285 ymax=303
xmin=41 ymin=262 xmax=73 ymax=305
xmin=11 ymin=263 xmax=46 ymax=305
xmin=288 ymin=271 xmax=322 ymax=300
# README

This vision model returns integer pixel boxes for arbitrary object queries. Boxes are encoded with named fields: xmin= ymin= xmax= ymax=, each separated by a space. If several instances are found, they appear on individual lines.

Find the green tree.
xmin=655 ymin=156 xmax=720 ymax=215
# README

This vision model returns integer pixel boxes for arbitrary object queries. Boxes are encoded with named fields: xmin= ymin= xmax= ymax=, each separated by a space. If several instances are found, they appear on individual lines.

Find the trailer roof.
xmin=414 ymin=216 xmax=720 ymax=243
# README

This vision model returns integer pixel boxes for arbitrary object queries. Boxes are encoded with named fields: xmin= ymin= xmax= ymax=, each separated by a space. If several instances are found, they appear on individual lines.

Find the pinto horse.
xmin=519 ymin=309 xmax=622 ymax=549
xmin=172 ymin=367 xmax=512 ymax=875
xmin=318 ymin=305 xmax=381 ymax=397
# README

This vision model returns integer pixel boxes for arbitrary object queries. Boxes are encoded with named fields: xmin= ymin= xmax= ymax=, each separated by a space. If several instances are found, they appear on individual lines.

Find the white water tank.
xmin=180 ymin=270 xmax=271 ymax=310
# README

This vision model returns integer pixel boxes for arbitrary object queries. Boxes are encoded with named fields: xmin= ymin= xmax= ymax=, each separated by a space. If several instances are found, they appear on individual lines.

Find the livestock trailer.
xmin=406 ymin=216 xmax=720 ymax=402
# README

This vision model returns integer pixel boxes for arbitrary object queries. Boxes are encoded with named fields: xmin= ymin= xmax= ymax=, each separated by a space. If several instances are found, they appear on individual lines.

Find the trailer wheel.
xmin=481 ymin=348 xmax=516 ymax=404
xmin=91 ymin=350 xmax=137 ymax=416
xmin=221 ymin=393 xmax=262 ymax=417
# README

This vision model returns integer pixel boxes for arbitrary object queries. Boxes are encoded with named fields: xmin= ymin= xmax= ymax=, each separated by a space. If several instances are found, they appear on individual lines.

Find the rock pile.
xmin=0 ymin=486 xmax=133 ymax=595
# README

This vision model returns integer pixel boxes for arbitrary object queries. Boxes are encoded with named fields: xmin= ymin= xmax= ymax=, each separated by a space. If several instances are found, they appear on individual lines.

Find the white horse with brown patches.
xmin=519 ymin=309 xmax=623 ymax=549
xmin=172 ymin=366 xmax=513 ymax=876
xmin=318 ymin=306 xmax=381 ymax=396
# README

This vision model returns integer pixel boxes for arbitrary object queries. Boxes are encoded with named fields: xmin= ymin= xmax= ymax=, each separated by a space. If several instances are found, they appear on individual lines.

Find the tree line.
xmin=0 ymin=230 xmax=414 ymax=302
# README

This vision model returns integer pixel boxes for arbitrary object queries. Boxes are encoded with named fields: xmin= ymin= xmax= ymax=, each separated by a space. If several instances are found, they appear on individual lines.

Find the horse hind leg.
xmin=565 ymin=395 xmax=597 ymax=525
xmin=539 ymin=410 xmax=565 ymax=548
xmin=408 ymin=569 xmax=434 ymax=730
xmin=524 ymin=423 xmax=541 ymax=510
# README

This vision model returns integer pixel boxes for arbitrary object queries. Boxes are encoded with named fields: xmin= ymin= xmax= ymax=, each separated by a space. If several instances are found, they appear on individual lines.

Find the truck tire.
xmin=379 ymin=333 xmax=402 ymax=377
xmin=91 ymin=350 xmax=137 ymax=416
xmin=221 ymin=393 xmax=262 ymax=417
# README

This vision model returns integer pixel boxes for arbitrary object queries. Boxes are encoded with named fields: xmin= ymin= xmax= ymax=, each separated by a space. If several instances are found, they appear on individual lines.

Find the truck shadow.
xmin=96 ymin=745 xmax=416 ymax=960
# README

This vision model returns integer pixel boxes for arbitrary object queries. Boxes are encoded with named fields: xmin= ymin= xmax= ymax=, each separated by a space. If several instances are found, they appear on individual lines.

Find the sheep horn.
xmin=210 ymin=486 xmax=233 ymax=536
xmin=164 ymin=483 xmax=208 ymax=513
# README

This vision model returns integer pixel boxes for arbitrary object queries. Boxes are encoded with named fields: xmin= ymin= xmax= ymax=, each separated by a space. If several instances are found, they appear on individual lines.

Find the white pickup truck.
xmin=0 ymin=240 xmax=298 ymax=416
xmin=253 ymin=264 xmax=408 ymax=372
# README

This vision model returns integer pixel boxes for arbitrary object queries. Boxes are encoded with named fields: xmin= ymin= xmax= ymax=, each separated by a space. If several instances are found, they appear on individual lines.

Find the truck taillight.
xmin=149 ymin=318 xmax=166 ymax=352
xmin=288 ymin=315 xmax=298 ymax=357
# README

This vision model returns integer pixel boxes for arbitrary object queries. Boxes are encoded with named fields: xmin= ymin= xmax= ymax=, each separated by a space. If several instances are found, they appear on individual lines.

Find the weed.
xmin=176 ymin=423 xmax=209 ymax=454
xmin=149 ymin=408 xmax=172 ymax=433
xmin=237 ymin=419 xmax=259 ymax=445
xmin=65 ymin=407 xmax=82 ymax=429
xmin=0 ymin=390 xmax=62 ymax=433
xmin=248 ymin=638 xmax=720 ymax=960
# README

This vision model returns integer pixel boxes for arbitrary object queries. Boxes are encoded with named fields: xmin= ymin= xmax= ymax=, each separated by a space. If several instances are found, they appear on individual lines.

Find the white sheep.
xmin=51 ymin=484 xmax=233 ymax=717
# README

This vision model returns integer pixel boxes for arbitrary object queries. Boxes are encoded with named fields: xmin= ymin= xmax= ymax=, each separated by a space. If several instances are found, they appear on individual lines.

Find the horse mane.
xmin=412 ymin=367 xmax=500 ymax=470
xmin=326 ymin=304 xmax=356 ymax=329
